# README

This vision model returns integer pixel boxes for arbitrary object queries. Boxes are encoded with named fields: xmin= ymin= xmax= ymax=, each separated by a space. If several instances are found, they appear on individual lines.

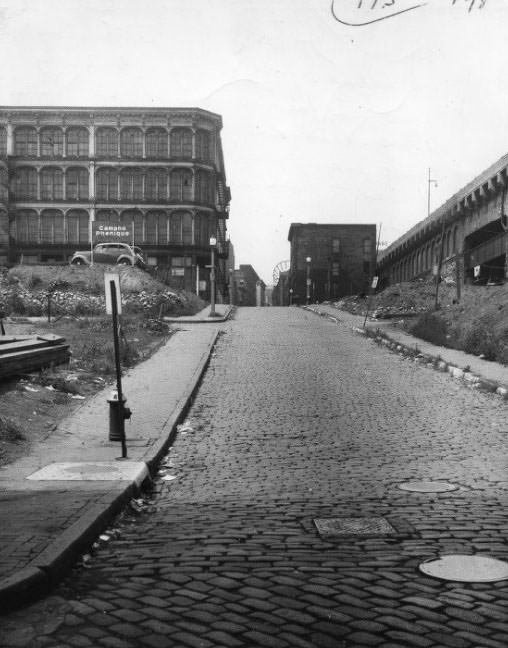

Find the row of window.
xmin=11 ymin=167 xmax=215 ymax=203
xmin=13 ymin=209 xmax=215 ymax=246
xmin=0 ymin=126 xmax=213 ymax=160
xmin=392 ymin=228 xmax=459 ymax=282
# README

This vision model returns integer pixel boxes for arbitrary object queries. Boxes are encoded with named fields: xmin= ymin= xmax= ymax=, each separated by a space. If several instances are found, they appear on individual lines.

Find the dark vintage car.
xmin=70 ymin=242 xmax=146 ymax=269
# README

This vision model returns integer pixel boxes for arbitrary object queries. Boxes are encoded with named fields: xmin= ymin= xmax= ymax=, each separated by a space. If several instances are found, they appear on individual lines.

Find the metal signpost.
xmin=209 ymin=236 xmax=217 ymax=317
xmin=105 ymin=273 xmax=128 ymax=459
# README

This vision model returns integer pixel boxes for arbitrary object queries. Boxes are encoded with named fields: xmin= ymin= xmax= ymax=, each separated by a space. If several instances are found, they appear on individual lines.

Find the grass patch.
xmin=0 ymin=416 xmax=25 ymax=443
xmin=408 ymin=312 xmax=448 ymax=347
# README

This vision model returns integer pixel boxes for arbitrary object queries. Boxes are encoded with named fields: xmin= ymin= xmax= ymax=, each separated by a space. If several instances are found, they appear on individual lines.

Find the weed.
xmin=0 ymin=416 xmax=25 ymax=443
xmin=409 ymin=312 xmax=448 ymax=346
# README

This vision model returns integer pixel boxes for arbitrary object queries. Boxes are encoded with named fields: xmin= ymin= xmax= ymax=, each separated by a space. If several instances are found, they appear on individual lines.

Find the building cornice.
xmin=0 ymin=106 xmax=222 ymax=128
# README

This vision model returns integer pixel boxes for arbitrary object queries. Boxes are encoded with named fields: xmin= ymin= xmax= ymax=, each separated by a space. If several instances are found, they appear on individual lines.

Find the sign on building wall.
xmin=92 ymin=223 xmax=132 ymax=243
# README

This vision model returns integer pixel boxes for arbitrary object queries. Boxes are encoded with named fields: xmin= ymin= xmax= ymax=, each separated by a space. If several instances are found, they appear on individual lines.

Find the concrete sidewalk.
xmin=307 ymin=303 xmax=508 ymax=395
xmin=164 ymin=303 xmax=232 ymax=323
xmin=0 ymin=323 xmax=221 ymax=610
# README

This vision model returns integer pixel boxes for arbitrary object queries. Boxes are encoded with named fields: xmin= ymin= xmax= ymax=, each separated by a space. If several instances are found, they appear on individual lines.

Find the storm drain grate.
xmin=314 ymin=517 xmax=397 ymax=538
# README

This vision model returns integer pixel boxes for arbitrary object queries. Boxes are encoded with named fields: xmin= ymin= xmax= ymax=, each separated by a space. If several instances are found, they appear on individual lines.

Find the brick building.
xmin=288 ymin=223 xmax=376 ymax=303
xmin=0 ymin=106 xmax=231 ymax=298
xmin=232 ymin=264 xmax=265 ymax=306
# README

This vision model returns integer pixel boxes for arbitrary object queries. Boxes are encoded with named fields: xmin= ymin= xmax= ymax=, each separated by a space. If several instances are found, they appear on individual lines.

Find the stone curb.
xmin=0 ymin=330 xmax=220 ymax=610
xmin=305 ymin=306 xmax=508 ymax=401
xmin=351 ymin=326 xmax=508 ymax=400
xmin=164 ymin=305 xmax=233 ymax=324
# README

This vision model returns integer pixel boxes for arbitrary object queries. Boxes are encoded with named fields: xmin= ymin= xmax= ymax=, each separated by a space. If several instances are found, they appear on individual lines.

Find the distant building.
xmin=0 ymin=105 xmax=231 ymax=299
xmin=232 ymin=264 xmax=265 ymax=306
xmin=272 ymin=270 xmax=289 ymax=306
xmin=288 ymin=223 xmax=376 ymax=303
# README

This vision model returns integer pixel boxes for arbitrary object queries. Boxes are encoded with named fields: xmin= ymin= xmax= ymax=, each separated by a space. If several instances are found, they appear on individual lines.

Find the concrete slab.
xmin=27 ymin=462 xmax=148 ymax=484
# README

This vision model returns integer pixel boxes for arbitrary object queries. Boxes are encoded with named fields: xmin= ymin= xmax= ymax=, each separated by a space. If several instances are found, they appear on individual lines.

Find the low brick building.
xmin=232 ymin=264 xmax=265 ymax=306
xmin=288 ymin=223 xmax=376 ymax=303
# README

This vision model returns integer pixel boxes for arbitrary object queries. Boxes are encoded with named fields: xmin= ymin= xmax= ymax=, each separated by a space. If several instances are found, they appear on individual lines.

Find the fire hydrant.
xmin=107 ymin=391 xmax=132 ymax=442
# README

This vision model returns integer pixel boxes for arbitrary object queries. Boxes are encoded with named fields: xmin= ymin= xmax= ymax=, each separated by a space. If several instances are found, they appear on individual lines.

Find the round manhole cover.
xmin=398 ymin=480 xmax=458 ymax=493
xmin=419 ymin=555 xmax=508 ymax=582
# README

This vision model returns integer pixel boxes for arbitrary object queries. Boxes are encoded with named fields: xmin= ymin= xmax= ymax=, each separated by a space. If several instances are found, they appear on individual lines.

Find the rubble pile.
xmin=330 ymin=278 xmax=443 ymax=319
xmin=0 ymin=266 xmax=195 ymax=318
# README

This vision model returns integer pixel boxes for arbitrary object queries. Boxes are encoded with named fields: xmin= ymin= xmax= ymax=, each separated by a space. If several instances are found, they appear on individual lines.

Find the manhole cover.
xmin=314 ymin=517 xmax=397 ymax=538
xmin=419 ymin=555 xmax=508 ymax=582
xmin=398 ymin=480 xmax=459 ymax=493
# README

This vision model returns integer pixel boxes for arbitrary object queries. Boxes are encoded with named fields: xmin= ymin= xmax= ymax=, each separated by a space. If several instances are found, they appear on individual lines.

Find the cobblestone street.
xmin=2 ymin=306 xmax=508 ymax=647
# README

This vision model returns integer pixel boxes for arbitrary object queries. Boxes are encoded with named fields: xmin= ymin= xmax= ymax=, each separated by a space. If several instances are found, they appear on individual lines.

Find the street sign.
xmin=474 ymin=265 xmax=481 ymax=278
xmin=93 ymin=223 xmax=132 ymax=243
xmin=104 ymin=273 xmax=122 ymax=315
xmin=171 ymin=268 xmax=185 ymax=276
xmin=371 ymin=276 xmax=379 ymax=289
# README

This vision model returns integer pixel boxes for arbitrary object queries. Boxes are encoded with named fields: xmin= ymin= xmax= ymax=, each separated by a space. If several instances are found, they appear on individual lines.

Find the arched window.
xmin=66 ymin=128 xmax=89 ymax=157
xmin=41 ymin=209 xmax=64 ymax=243
xmin=146 ymin=128 xmax=168 ymax=158
xmin=96 ymin=128 xmax=118 ymax=157
xmin=120 ymin=168 xmax=143 ymax=200
xmin=195 ymin=170 xmax=212 ymax=204
xmin=16 ymin=209 xmax=38 ymax=243
xmin=67 ymin=209 xmax=89 ymax=244
xmin=170 ymin=128 xmax=192 ymax=159
xmin=0 ymin=168 xmax=8 ymax=202
xmin=446 ymin=230 xmax=451 ymax=258
xmin=182 ymin=211 xmax=193 ymax=244
xmin=120 ymin=128 xmax=143 ymax=157
xmin=145 ymin=168 xmax=168 ymax=200
xmin=95 ymin=209 xmax=118 ymax=226
xmin=15 ymin=167 xmax=37 ymax=200
xmin=145 ymin=211 xmax=157 ymax=244
xmin=0 ymin=209 xmax=7 ymax=244
xmin=194 ymin=212 xmax=210 ymax=246
xmin=120 ymin=209 xmax=143 ymax=244
xmin=96 ymin=168 xmax=119 ymax=200
xmin=66 ymin=167 xmax=89 ymax=200
xmin=170 ymin=211 xmax=182 ymax=243
xmin=14 ymin=127 xmax=38 ymax=156
xmin=41 ymin=128 xmax=63 ymax=157
xmin=453 ymin=227 xmax=458 ymax=254
xmin=170 ymin=169 xmax=192 ymax=201
xmin=170 ymin=210 xmax=192 ymax=244
xmin=0 ymin=128 xmax=6 ymax=157
xmin=195 ymin=129 xmax=210 ymax=161
xmin=41 ymin=167 xmax=64 ymax=200
xmin=155 ymin=210 xmax=169 ymax=244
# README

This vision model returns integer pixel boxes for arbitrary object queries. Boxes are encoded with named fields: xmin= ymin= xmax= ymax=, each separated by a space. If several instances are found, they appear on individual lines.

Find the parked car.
xmin=70 ymin=242 xmax=146 ymax=269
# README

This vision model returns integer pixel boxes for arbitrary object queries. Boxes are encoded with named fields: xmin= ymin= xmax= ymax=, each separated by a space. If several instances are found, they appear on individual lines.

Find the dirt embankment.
xmin=0 ymin=264 xmax=205 ymax=466
xmin=331 ymin=276 xmax=508 ymax=361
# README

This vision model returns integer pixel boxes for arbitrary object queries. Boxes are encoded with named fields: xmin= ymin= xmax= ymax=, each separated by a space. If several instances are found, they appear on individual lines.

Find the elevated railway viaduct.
xmin=378 ymin=153 xmax=508 ymax=289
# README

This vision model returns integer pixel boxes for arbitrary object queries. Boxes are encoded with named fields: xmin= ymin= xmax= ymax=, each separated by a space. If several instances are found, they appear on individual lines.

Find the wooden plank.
xmin=37 ymin=334 xmax=65 ymax=344
xmin=0 ymin=339 xmax=57 ymax=356
xmin=0 ymin=345 xmax=70 ymax=378
xmin=0 ymin=336 xmax=31 ymax=345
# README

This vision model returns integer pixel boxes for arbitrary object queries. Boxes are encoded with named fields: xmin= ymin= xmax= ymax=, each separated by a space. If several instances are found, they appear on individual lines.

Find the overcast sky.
xmin=1 ymin=0 xmax=507 ymax=284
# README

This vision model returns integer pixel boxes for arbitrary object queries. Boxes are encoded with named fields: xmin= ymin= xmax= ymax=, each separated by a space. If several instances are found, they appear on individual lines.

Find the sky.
xmin=1 ymin=0 xmax=507 ymax=284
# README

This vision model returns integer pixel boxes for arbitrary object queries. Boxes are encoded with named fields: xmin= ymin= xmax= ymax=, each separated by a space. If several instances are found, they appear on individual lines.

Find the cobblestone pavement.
xmin=2 ymin=307 xmax=508 ymax=647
